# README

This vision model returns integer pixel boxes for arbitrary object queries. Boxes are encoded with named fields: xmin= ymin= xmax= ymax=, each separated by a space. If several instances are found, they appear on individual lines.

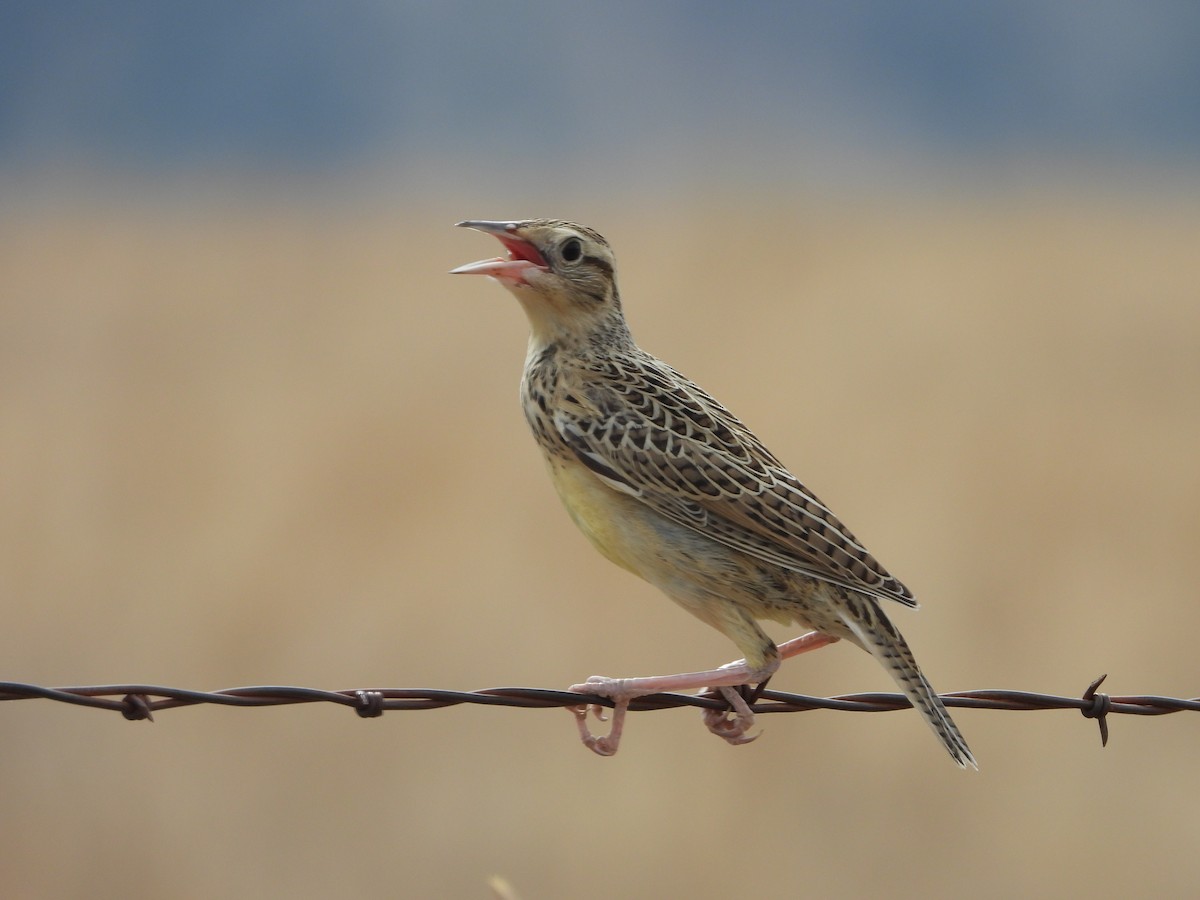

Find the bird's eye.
xmin=560 ymin=238 xmax=583 ymax=262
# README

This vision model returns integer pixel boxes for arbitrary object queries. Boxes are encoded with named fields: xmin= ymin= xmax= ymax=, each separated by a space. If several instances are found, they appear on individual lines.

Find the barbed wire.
xmin=2 ymin=674 xmax=1198 ymax=747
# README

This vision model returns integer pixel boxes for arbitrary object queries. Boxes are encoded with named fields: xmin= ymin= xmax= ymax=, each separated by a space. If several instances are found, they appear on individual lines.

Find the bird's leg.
xmin=568 ymin=665 xmax=769 ymax=756
xmin=568 ymin=631 xmax=840 ymax=755
xmin=776 ymin=630 xmax=841 ymax=661
xmin=701 ymin=631 xmax=840 ymax=744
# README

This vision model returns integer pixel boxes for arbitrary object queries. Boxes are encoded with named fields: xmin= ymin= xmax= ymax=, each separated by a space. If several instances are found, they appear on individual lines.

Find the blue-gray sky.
xmin=2 ymin=2 xmax=1198 ymax=185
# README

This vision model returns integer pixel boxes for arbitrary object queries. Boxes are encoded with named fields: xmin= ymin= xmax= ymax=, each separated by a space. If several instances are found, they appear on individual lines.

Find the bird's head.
xmin=451 ymin=219 xmax=626 ymax=347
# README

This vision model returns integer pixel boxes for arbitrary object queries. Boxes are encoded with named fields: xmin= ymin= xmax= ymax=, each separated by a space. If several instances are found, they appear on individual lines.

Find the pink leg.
xmin=700 ymin=632 xmax=840 ymax=744
xmin=776 ymin=630 xmax=840 ymax=661
xmin=568 ymin=631 xmax=840 ymax=755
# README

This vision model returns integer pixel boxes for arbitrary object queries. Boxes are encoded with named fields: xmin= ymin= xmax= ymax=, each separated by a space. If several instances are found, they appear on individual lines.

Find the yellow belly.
xmin=542 ymin=452 xmax=821 ymax=668
xmin=545 ymin=455 xmax=656 ymax=578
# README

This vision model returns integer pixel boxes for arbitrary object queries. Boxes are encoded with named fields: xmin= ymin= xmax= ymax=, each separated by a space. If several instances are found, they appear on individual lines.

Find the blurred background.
xmin=2 ymin=3 xmax=1198 ymax=897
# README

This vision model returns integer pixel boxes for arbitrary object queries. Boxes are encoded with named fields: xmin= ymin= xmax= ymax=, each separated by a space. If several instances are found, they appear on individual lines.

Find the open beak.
xmin=450 ymin=220 xmax=549 ymax=285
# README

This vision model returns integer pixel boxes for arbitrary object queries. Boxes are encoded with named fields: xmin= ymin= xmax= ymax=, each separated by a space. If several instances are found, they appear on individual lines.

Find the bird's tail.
xmin=839 ymin=594 xmax=977 ymax=770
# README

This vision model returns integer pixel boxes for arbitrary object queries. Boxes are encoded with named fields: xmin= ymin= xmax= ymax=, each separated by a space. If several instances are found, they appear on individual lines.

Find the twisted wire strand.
xmin=2 ymin=675 xmax=1197 ymax=745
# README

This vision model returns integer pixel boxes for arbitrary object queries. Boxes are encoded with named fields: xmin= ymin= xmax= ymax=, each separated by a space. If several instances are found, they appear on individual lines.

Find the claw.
xmin=561 ymin=636 xmax=836 ymax=755
xmin=569 ymin=703 xmax=620 ymax=756
xmin=567 ymin=677 xmax=630 ymax=756
xmin=701 ymin=686 xmax=761 ymax=746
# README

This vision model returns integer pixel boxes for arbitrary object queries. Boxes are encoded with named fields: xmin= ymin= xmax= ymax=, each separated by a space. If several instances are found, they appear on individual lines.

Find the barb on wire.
xmin=1 ymin=675 xmax=1197 ymax=747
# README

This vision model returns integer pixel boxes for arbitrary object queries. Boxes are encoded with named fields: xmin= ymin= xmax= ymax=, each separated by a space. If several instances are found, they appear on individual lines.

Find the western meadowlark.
xmin=451 ymin=219 xmax=975 ymax=768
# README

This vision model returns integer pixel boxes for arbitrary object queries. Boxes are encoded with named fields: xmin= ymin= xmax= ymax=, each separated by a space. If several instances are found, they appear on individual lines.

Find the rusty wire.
xmin=1 ymin=674 xmax=1198 ymax=747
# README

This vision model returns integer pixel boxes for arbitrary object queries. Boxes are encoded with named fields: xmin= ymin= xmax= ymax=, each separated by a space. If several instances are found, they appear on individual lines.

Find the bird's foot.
xmin=567 ymin=676 xmax=635 ymax=757
xmin=701 ymin=685 xmax=760 ymax=746
xmin=565 ymin=634 xmax=839 ymax=755
xmin=566 ymin=666 xmax=767 ymax=756
xmin=696 ymin=633 xmax=841 ymax=746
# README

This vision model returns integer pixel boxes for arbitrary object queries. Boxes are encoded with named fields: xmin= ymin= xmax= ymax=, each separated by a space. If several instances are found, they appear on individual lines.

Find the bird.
xmin=451 ymin=218 xmax=976 ymax=768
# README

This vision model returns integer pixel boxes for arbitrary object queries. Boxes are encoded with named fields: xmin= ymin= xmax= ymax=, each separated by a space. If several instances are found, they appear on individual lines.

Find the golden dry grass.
xmin=1 ymin=186 xmax=1198 ymax=897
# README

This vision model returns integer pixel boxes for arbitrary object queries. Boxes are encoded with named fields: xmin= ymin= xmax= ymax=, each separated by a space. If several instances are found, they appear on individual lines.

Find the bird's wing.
xmin=555 ymin=356 xmax=916 ymax=607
